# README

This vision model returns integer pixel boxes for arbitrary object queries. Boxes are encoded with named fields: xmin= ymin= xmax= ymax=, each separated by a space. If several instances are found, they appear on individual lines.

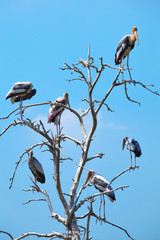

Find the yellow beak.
xmin=84 ymin=173 xmax=90 ymax=186
xmin=134 ymin=31 xmax=139 ymax=46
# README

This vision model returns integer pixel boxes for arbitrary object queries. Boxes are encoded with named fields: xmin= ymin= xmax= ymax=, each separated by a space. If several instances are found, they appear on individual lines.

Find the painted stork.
xmin=48 ymin=92 xmax=70 ymax=135
xmin=115 ymin=27 xmax=139 ymax=80
xmin=28 ymin=151 xmax=45 ymax=184
xmin=5 ymin=82 xmax=36 ymax=121
xmin=122 ymin=137 xmax=142 ymax=168
xmin=85 ymin=170 xmax=116 ymax=219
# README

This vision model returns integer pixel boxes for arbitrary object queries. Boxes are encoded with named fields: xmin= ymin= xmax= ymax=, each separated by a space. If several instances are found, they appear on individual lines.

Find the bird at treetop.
xmin=28 ymin=151 xmax=45 ymax=184
xmin=114 ymin=27 xmax=139 ymax=80
xmin=5 ymin=81 xmax=36 ymax=121
xmin=85 ymin=170 xmax=116 ymax=219
xmin=48 ymin=92 xmax=70 ymax=135
xmin=122 ymin=137 xmax=142 ymax=168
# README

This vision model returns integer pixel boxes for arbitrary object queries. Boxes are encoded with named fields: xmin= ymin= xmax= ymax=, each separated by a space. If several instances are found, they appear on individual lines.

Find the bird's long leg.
xmin=103 ymin=194 xmax=106 ymax=220
xmin=120 ymin=60 xmax=124 ymax=81
xmin=35 ymin=176 xmax=37 ymax=185
xmin=58 ymin=115 xmax=61 ymax=135
xmin=99 ymin=195 xmax=102 ymax=218
xmin=134 ymin=155 xmax=136 ymax=168
xmin=130 ymin=151 xmax=132 ymax=168
xmin=56 ymin=124 xmax=58 ymax=137
xmin=127 ymin=55 xmax=133 ymax=81
xmin=19 ymin=97 xmax=23 ymax=121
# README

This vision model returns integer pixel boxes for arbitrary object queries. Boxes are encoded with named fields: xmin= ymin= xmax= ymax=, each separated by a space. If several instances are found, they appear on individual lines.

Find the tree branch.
xmin=91 ymin=211 xmax=134 ymax=240
xmin=109 ymin=166 xmax=139 ymax=185
xmin=96 ymin=69 xmax=121 ymax=115
xmin=0 ymin=231 xmax=14 ymax=240
xmin=24 ymin=175 xmax=66 ymax=226
xmin=22 ymin=199 xmax=46 ymax=205
xmin=52 ymin=147 xmax=69 ymax=215
xmin=14 ymin=231 xmax=70 ymax=240
xmin=86 ymin=153 xmax=104 ymax=162
xmin=74 ymin=185 xmax=129 ymax=212
xmin=86 ymin=200 xmax=94 ymax=240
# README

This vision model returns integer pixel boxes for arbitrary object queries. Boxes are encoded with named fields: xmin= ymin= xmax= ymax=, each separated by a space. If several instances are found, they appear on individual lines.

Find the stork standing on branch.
xmin=85 ymin=170 xmax=116 ymax=220
xmin=28 ymin=151 xmax=45 ymax=184
xmin=5 ymin=81 xmax=36 ymax=121
xmin=115 ymin=27 xmax=139 ymax=80
xmin=48 ymin=92 xmax=70 ymax=135
xmin=122 ymin=137 xmax=142 ymax=169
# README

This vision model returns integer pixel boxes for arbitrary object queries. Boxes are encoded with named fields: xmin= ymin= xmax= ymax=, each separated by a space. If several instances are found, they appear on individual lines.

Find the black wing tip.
xmin=37 ymin=175 xmax=45 ymax=184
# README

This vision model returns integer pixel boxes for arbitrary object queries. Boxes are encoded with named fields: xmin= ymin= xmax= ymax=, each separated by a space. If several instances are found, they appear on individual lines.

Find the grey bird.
xmin=28 ymin=151 xmax=45 ymax=184
xmin=122 ymin=137 xmax=142 ymax=168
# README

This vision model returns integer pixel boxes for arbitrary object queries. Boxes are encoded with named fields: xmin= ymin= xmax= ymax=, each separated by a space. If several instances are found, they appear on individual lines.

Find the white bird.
xmin=48 ymin=93 xmax=70 ymax=135
xmin=28 ymin=151 xmax=45 ymax=184
xmin=5 ymin=82 xmax=36 ymax=121
xmin=115 ymin=27 xmax=139 ymax=80
xmin=85 ymin=170 xmax=116 ymax=219
xmin=122 ymin=137 xmax=142 ymax=168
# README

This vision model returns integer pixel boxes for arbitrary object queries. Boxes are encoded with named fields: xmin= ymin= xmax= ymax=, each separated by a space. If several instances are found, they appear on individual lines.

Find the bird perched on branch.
xmin=48 ymin=92 xmax=70 ymax=135
xmin=122 ymin=137 xmax=142 ymax=168
xmin=115 ymin=27 xmax=139 ymax=80
xmin=85 ymin=170 xmax=116 ymax=219
xmin=5 ymin=81 xmax=36 ymax=121
xmin=28 ymin=151 xmax=45 ymax=184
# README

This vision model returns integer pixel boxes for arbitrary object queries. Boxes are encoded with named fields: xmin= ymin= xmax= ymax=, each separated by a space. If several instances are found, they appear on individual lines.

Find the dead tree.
xmin=0 ymin=46 xmax=159 ymax=240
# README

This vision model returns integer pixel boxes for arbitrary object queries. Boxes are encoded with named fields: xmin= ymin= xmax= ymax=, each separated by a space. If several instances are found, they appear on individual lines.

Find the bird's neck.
xmin=89 ymin=177 xmax=94 ymax=184
xmin=130 ymin=34 xmax=136 ymax=43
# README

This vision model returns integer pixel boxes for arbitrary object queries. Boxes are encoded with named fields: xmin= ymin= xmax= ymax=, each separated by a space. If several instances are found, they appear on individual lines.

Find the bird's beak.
xmin=84 ymin=172 xmax=90 ymax=186
xmin=122 ymin=138 xmax=125 ymax=150
xmin=134 ymin=31 xmax=139 ymax=46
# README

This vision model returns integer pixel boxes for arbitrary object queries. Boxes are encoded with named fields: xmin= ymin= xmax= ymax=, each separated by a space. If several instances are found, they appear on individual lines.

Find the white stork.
xmin=28 ymin=151 xmax=45 ymax=184
xmin=122 ymin=137 xmax=142 ymax=168
xmin=5 ymin=81 xmax=36 ymax=121
xmin=85 ymin=170 xmax=116 ymax=219
xmin=48 ymin=93 xmax=70 ymax=135
xmin=115 ymin=27 xmax=139 ymax=80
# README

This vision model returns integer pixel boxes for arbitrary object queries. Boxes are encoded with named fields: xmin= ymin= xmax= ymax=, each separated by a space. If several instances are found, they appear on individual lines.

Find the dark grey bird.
xmin=28 ymin=151 xmax=45 ymax=184
xmin=85 ymin=170 xmax=116 ymax=219
xmin=115 ymin=27 xmax=139 ymax=80
xmin=6 ymin=82 xmax=36 ymax=121
xmin=48 ymin=92 xmax=70 ymax=135
xmin=122 ymin=137 xmax=142 ymax=168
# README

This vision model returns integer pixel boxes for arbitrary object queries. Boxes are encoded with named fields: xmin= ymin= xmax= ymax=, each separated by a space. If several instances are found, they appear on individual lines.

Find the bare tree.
xmin=0 ymin=46 xmax=159 ymax=240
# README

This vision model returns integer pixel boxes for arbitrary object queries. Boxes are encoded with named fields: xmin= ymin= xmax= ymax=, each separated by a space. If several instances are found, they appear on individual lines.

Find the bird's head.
xmin=29 ymin=150 xmax=33 ymax=157
xmin=64 ymin=92 xmax=70 ymax=108
xmin=84 ymin=170 xmax=95 ymax=186
xmin=122 ymin=137 xmax=128 ymax=150
xmin=28 ymin=150 xmax=33 ymax=163
xmin=132 ymin=27 xmax=139 ymax=46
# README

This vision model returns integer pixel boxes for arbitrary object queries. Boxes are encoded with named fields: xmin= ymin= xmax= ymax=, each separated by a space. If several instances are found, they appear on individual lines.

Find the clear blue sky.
xmin=0 ymin=1 xmax=160 ymax=239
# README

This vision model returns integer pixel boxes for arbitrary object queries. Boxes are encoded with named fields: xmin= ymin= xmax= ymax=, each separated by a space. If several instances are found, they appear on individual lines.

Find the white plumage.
xmin=115 ymin=27 xmax=139 ymax=80
xmin=85 ymin=170 xmax=116 ymax=219
xmin=6 ymin=81 xmax=36 ymax=121
xmin=85 ymin=170 xmax=116 ymax=202
xmin=48 ymin=93 xmax=70 ymax=134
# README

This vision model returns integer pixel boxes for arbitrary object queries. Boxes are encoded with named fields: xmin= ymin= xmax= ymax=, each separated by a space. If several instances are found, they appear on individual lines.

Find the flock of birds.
xmin=5 ymin=27 xmax=141 ymax=218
